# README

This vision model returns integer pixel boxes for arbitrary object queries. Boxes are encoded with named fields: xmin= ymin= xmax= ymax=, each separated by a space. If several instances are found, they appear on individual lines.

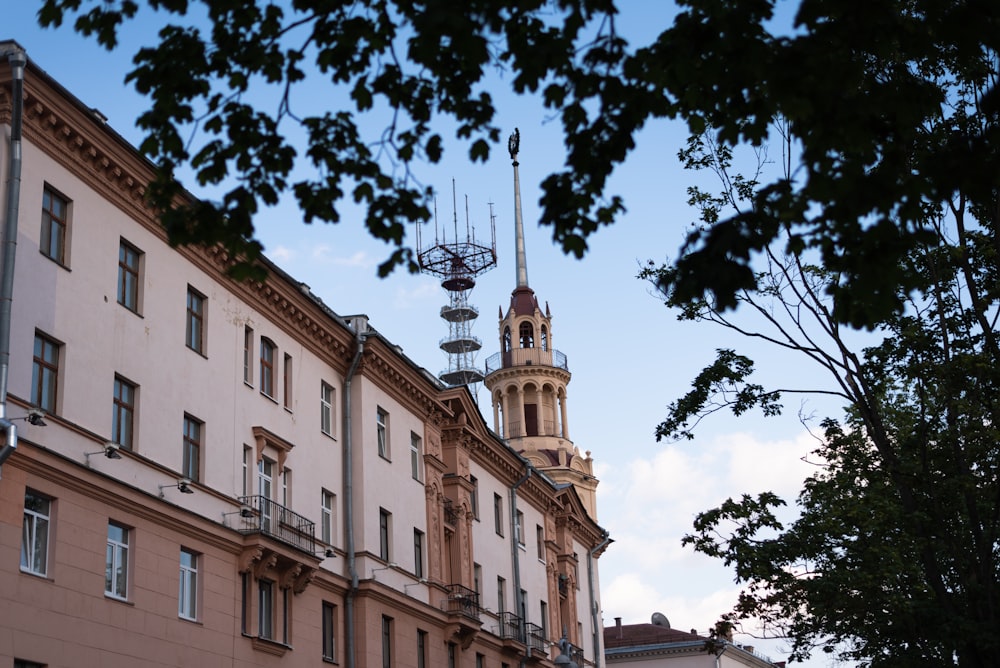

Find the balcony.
xmin=443 ymin=497 xmax=458 ymax=526
xmin=485 ymin=348 xmax=569 ymax=375
xmin=237 ymin=495 xmax=316 ymax=554
xmin=443 ymin=584 xmax=481 ymax=621
xmin=525 ymin=622 xmax=547 ymax=654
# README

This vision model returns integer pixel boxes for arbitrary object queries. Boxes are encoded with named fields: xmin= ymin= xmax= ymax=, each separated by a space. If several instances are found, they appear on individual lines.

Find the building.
xmin=605 ymin=616 xmax=783 ymax=668
xmin=0 ymin=41 xmax=609 ymax=668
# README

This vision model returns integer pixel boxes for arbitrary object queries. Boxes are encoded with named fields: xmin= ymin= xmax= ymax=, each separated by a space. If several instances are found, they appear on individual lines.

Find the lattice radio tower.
xmin=416 ymin=180 xmax=497 ymax=387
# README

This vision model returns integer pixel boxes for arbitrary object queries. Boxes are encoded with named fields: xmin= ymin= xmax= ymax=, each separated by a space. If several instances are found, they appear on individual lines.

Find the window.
xmin=260 ymin=338 xmax=275 ymax=397
xmin=417 ymin=630 xmax=428 ymax=668
xmin=182 ymin=415 xmax=202 ymax=483
xmin=519 ymin=322 xmax=534 ymax=348
xmin=21 ymin=490 xmax=50 ymax=576
xmin=322 ymin=602 xmax=337 ymax=661
xmin=179 ymin=548 xmax=199 ymax=620
xmin=105 ymin=522 xmax=130 ymax=600
xmin=494 ymin=493 xmax=504 ymax=536
xmin=282 ymin=467 xmax=291 ymax=507
xmin=41 ymin=186 xmax=69 ymax=264
xmin=112 ymin=376 xmax=136 ymax=450
xmin=536 ymin=525 xmax=545 ymax=560
xmin=381 ymin=615 xmax=394 ymax=668
xmin=117 ymin=239 xmax=142 ymax=312
xmin=242 ymin=446 xmax=252 ymax=496
xmin=503 ymin=327 xmax=511 ymax=353
xmin=539 ymin=601 xmax=548 ymax=638
xmin=413 ymin=529 xmax=424 ymax=579
xmin=258 ymin=579 xmax=274 ymax=639
xmin=321 ymin=382 xmax=335 ymax=436
xmin=243 ymin=326 xmax=254 ymax=385
xmin=410 ymin=431 xmax=422 ymax=481
xmin=376 ymin=407 xmax=389 ymax=458
xmin=185 ymin=287 xmax=206 ymax=354
xmin=497 ymin=577 xmax=506 ymax=614
xmin=473 ymin=563 xmax=482 ymax=596
xmin=476 ymin=653 xmax=485 ymax=668
xmin=283 ymin=353 xmax=293 ymax=409
xmin=540 ymin=325 xmax=548 ymax=351
xmin=448 ymin=643 xmax=456 ymax=668
xmin=470 ymin=476 xmax=479 ymax=519
xmin=516 ymin=510 xmax=525 ymax=546
xmin=321 ymin=490 xmax=335 ymax=546
xmin=31 ymin=331 xmax=60 ymax=412
xmin=379 ymin=508 xmax=391 ymax=561
xmin=14 ymin=661 xmax=46 ymax=668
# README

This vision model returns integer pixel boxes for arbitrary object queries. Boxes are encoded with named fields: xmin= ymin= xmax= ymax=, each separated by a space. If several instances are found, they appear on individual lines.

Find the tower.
xmin=417 ymin=181 xmax=497 ymax=387
xmin=483 ymin=130 xmax=599 ymax=519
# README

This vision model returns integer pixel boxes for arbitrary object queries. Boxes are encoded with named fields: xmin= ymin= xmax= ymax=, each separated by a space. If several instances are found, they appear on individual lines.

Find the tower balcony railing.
xmin=237 ymin=495 xmax=316 ymax=554
xmin=504 ymin=421 xmax=565 ymax=440
xmin=485 ymin=348 xmax=568 ymax=374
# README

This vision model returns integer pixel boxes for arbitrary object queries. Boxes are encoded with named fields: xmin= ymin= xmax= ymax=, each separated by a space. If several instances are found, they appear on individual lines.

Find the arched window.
xmin=540 ymin=325 xmax=548 ymax=351
xmin=503 ymin=327 xmax=512 ymax=353
xmin=519 ymin=322 xmax=534 ymax=348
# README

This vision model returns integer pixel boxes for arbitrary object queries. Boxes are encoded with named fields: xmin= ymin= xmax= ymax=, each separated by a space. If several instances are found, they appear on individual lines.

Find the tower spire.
xmin=509 ymin=128 xmax=529 ymax=288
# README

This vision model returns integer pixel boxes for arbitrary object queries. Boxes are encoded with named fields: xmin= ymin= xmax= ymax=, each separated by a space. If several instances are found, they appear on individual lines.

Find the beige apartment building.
xmin=0 ymin=41 xmax=609 ymax=668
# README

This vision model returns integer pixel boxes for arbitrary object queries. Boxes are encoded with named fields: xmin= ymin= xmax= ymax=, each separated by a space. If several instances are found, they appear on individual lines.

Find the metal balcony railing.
xmin=499 ymin=612 xmax=524 ymax=642
xmin=237 ymin=495 xmax=316 ymax=554
xmin=525 ymin=622 xmax=546 ymax=653
xmin=443 ymin=498 xmax=458 ymax=525
xmin=444 ymin=584 xmax=481 ymax=621
xmin=485 ymin=348 xmax=568 ymax=374
xmin=569 ymin=642 xmax=585 ymax=665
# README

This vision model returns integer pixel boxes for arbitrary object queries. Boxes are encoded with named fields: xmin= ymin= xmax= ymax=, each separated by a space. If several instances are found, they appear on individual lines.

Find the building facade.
xmin=0 ymin=42 xmax=609 ymax=668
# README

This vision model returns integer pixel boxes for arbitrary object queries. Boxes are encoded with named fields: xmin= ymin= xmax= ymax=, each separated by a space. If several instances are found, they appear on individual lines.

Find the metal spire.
xmin=509 ymin=128 xmax=529 ymax=288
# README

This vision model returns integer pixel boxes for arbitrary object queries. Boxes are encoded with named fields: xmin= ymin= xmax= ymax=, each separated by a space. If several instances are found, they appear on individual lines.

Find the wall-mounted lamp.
xmin=85 ymin=442 xmax=122 ymax=464
xmin=159 ymin=479 xmax=195 ymax=497
xmin=11 ymin=409 xmax=47 ymax=427
xmin=371 ymin=563 xmax=398 ymax=578
xmin=317 ymin=547 xmax=336 ymax=558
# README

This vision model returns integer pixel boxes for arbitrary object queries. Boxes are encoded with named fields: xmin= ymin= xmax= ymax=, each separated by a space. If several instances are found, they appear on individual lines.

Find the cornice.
xmin=361 ymin=337 xmax=444 ymax=418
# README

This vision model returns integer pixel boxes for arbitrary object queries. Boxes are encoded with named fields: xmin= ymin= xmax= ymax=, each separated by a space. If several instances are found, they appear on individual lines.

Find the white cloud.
xmin=269 ymin=245 xmax=294 ymax=262
xmin=331 ymin=250 xmax=375 ymax=268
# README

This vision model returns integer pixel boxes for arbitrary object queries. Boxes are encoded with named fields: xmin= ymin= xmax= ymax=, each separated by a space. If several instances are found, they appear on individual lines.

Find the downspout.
xmin=510 ymin=464 xmax=531 ymax=661
xmin=588 ymin=530 xmax=612 ymax=668
xmin=343 ymin=320 xmax=370 ymax=668
xmin=0 ymin=44 xmax=27 ymax=473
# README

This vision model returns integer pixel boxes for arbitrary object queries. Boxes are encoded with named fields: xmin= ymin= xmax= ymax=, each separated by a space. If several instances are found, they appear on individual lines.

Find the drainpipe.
xmin=0 ymin=44 xmax=27 ymax=473
xmin=509 ymin=464 xmax=531 ymax=659
xmin=342 ymin=318 xmax=370 ymax=668
xmin=588 ymin=530 xmax=611 ymax=668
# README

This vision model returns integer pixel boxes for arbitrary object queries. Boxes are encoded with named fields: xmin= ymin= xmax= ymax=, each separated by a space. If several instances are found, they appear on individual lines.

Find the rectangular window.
xmin=321 ymin=490 xmax=335 ymax=546
xmin=112 ymin=375 xmax=136 ymax=450
xmin=41 ymin=186 xmax=69 ymax=264
xmin=21 ymin=490 xmax=51 ymax=576
xmin=539 ymin=601 xmax=548 ymax=638
xmin=258 ymin=458 xmax=274 ymax=531
xmin=379 ymin=508 xmax=391 ymax=561
xmin=185 ymin=287 xmax=206 ymax=354
xmin=117 ymin=239 xmax=142 ymax=312
xmin=536 ymin=525 xmax=545 ymax=560
xmin=381 ymin=615 xmax=393 ymax=668
xmin=417 ymin=630 xmax=427 ymax=668
xmin=283 ymin=353 xmax=293 ymax=409
xmin=105 ymin=522 xmax=130 ymax=600
xmin=258 ymin=579 xmax=274 ymax=639
xmin=376 ymin=407 xmax=389 ymax=459
xmin=182 ymin=415 xmax=202 ymax=483
xmin=321 ymin=381 xmax=335 ymax=436
xmin=32 ymin=331 xmax=60 ymax=413
xmin=448 ymin=643 xmax=456 ymax=668
xmin=242 ymin=446 xmax=252 ymax=496
xmin=14 ymin=660 xmax=46 ymax=668
xmin=470 ymin=476 xmax=479 ymax=519
xmin=243 ymin=326 xmax=254 ymax=385
xmin=494 ymin=494 xmax=503 ymax=536
xmin=179 ymin=548 xmax=199 ymax=620
xmin=497 ymin=577 xmax=506 ymax=615
xmin=473 ymin=563 xmax=482 ymax=596
xmin=410 ymin=431 xmax=422 ymax=482
xmin=260 ymin=338 xmax=275 ymax=397
xmin=516 ymin=510 xmax=525 ymax=546
xmin=322 ymin=602 xmax=337 ymax=661
xmin=476 ymin=653 xmax=485 ymax=668
xmin=413 ymin=529 xmax=424 ymax=579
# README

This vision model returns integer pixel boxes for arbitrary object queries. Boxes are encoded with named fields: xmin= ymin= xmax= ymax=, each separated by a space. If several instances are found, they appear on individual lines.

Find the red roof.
xmin=604 ymin=622 xmax=705 ymax=649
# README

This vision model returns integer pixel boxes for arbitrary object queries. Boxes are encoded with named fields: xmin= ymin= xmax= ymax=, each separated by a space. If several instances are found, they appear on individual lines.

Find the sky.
xmin=7 ymin=3 xmax=850 ymax=666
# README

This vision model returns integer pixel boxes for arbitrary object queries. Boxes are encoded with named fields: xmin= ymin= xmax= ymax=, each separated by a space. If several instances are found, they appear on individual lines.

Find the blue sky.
xmin=7 ymin=3 xmax=849 ymax=665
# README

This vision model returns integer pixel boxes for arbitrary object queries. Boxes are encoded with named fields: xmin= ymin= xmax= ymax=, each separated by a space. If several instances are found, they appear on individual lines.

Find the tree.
xmin=37 ymin=0 xmax=1000 ymax=318
xmin=642 ymin=111 xmax=1000 ymax=664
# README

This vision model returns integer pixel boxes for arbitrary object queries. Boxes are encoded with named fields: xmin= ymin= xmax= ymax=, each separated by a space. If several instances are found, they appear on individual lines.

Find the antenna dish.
xmin=651 ymin=612 xmax=670 ymax=628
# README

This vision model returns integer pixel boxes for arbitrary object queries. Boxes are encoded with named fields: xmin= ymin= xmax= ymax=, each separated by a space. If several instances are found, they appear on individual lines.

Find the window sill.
xmin=244 ymin=381 xmax=255 ymax=390
xmin=260 ymin=392 xmax=278 ymax=404
xmin=250 ymin=636 xmax=291 ymax=656
xmin=179 ymin=615 xmax=202 ymax=625
xmin=185 ymin=345 xmax=208 ymax=359
xmin=19 ymin=568 xmax=52 ymax=580
xmin=378 ymin=454 xmax=391 ymax=462
xmin=322 ymin=657 xmax=339 ymax=665
xmin=40 ymin=251 xmax=71 ymax=271
xmin=321 ymin=431 xmax=338 ymax=442
xmin=117 ymin=303 xmax=143 ymax=318
xmin=105 ymin=593 xmax=134 ymax=605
